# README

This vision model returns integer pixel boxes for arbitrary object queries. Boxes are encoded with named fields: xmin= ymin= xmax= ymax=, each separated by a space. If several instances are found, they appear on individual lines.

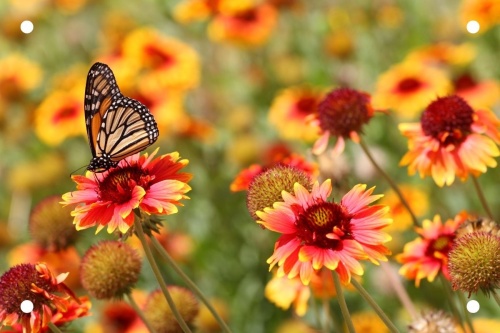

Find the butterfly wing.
xmin=84 ymin=62 xmax=159 ymax=172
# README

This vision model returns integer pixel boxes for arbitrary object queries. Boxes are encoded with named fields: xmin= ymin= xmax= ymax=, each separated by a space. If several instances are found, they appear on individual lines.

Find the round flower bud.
xmin=80 ymin=241 xmax=142 ymax=299
xmin=408 ymin=310 xmax=456 ymax=333
xmin=247 ymin=164 xmax=312 ymax=220
xmin=144 ymin=287 xmax=199 ymax=333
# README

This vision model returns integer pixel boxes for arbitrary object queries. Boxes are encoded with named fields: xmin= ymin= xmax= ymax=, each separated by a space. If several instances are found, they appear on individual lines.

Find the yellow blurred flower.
xmin=53 ymin=0 xmax=88 ymax=14
xmin=381 ymin=185 xmax=429 ymax=233
xmin=376 ymin=4 xmax=404 ymax=29
xmin=194 ymin=298 xmax=230 ymax=333
xmin=34 ymin=86 xmax=85 ymax=146
xmin=173 ymin=0 xmax=220 ymax=23
xmin=8 ymin=152 xmax=66 ymax=192
xmin=372 ymin=61 xmax=452 ymax=118
xmin=352 ymin=311 xmax=390 ymax=333
xmin=0 ymin=54 xmax=42 ymax=101
xmin=208 ymin=3 xmax=277 ymax=47
xmin=268 ymin=86 xmax=322 ymax=142
xmin=459 ymin=318 xmax=500 ymax=333
xmin=460 ymin=0 xmax=500 ymax=33
xmin=264 ymin=272 xmax=311 ymax=316
xmin=122 ymin=27 xmax=200 ymax=92
xmin=98 ymin=11 xmax=137 ymax=55
xmin=275 ymin=319 xmax=317 ymax=333
xmin=324 ymin=30 xmax=355 ymax=60
xmin=453 ymin=73 xmax=500 ymax=109
xmin=405 ymin=42 xmax=476 ymax=66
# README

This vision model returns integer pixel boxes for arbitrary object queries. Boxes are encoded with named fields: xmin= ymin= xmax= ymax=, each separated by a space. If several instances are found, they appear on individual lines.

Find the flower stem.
xmin=125 ymin=292 xmax=157 ymax=333
xmin=359 ymin=137 xmax=419 ymax=227
xmin=332 ymin=271 xmax=355 ymax=333
xmin=134 ymin=216 xmax=192 ymax=333
xmin=456 ymin=291 xmax=476 ymax=333
xmin=471 ymin=176 xmax=494 ymax=220
xmin=380 ymin=262 xmax=418 ymax=320
xmin=440 ymin=275 xmax=466 ymax=333
xmin=150 ymin=237 xmax=233 ymax=333
xmin=48 ymin=322 xmax=63 ymax=333
xmin=350 ymin=278 xmax=400 ymax=333
xmin=322 ymin=298 xmax=332 ymax=333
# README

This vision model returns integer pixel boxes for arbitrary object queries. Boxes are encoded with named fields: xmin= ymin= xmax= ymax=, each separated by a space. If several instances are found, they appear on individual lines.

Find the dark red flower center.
xmin=396 ymin=77 xmax=422 ymax=93
xmin=52 ymin=104 xmax=78 ymax=124
xmin=0 ymin=264 xmax=58 ymax=316
xmin=454 ymin=73 xmax=477 ymax=91
xmin=425 ymin=234 xmax=455 ymax=258
xmin=98 ymin=165 xmax=152 ymax=204
xmin=102 ymin=302 xmax=138 ymax=331
xmin=295 ymin=96 xmax=317 ymax=115
xmin=144 ymin=44 xmax=174 ymax=69
xmin=317 ymin=88 xmax=374 ymax=137
xmin=420 ymin=95 xmax=474 ymax=146
xmin=234 ymin=9 xmax=258 ymax=23
xmin=295 ymin=201 xmax=353 ymax=250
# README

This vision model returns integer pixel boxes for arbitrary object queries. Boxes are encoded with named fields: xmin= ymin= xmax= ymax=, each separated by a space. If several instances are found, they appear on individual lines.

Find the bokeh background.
xmin=0 ymin=0 xmax=499 ymax=332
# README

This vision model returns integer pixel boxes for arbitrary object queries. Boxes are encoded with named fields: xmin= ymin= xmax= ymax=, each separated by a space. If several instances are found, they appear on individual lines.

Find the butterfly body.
xmin=85 ymin=62 xmax=159 ymax=172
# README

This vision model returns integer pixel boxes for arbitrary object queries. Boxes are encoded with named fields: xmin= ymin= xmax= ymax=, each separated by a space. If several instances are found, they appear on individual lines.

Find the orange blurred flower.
xmin=8 ymin=243 xmax=81 ymax=290
xmin=264 ymin=271 xmax=311 ymax=316
xmin=230 ymin=143 xmax=318 ymax=192
xmin=397 ymin=214 xmax=461 ymax=286
xmin=460 ymin=0 xmax=500 ymax=34
xmin=208 ymin=3 xmax=277 ymax=47
xmin=399 ymin=95 xmax=500 ymax=187
xmin=405 ymin=42 xmax=476 ymax=66
xmin=173 ymin=0 xmax=220 ymax=23
xmin=352 ymin=311 xmax=390 ymax=333
xmin=268 ymin=86 xmax=322 ymax=142
xmin=453 ymin=72 xmax=500 ymax=109
xmin=33 ymin=87 xmax=86 ymax=146
xmin=0 ymin=54 xmax=42 ymax=102
xmin=122 ymin=27 xmax=200 ymax=93
xmin=372 ymin=61 xmax=452 ymax=118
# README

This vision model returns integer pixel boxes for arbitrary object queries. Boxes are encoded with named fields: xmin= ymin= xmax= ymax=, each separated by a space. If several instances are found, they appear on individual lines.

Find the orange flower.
xmin=33 ymin=87 xmax=86 ymax=146
xmin=460 ymin=0 xmax=500 ymax=34
xmin=405 ymin=42 xmax=476 ymax=66
xmin=122 ymin=27 xmax=200 ymax=92
xmin=453 ymin=72 xmax=500 ymax=109
xmin=208 ymin=3 xmax=277 ymax=47
xmin=372 ymin=61 xmax=452 ymax=118
xmin=173 ymin=0 xmax=220 ymax=23
xmin=397 ymin=215 xmax=460 ymax=286
xmin=62 ymin=149 xmax=192 ymax=234
xmin=230 ymin=144 xmax=318 ymax=192
xmin=399 ymin=95 xmax=500 ymax=187
xmin=268 ymin=86 xmax=323 ymax=142
xmin=257 ymin=180 xmax=392 ymax=285
xmin=0 ymin=263 xmax=90 ymax=333
xmin=0 ymin=54 xmax=42 ymax=102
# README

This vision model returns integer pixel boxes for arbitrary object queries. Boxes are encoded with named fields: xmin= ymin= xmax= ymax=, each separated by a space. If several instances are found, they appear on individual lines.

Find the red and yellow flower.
xmin=397 ymin=214 xmax=461 ymax=286
xmin=372 ymin=61 xmax=452 ymax=118
xmin=207 ymin=3 xmax=277 ymax=47
xmin=460 ymin=0 xmax=500 ymax=34
xmin=257 ymin=180 xmax=392 ymax=285
xmin=399 ymin=95 xmax=500 ymax=187
xmin=268 ymin=86 xmax=323 ymax=142
xmin=0 ymin=263 xmax=90 ymax=333
xmin=453 ymin=73 xmax=500 ymax=110
xmin=405 ymin=42 xmax=476 ymax=66
xmin=62 ymin=149 xmax=192 ymax=234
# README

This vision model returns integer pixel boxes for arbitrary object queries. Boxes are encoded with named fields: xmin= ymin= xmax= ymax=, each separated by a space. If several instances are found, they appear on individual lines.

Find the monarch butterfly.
xmin=84 ymin=62 xmax=159 ymax=172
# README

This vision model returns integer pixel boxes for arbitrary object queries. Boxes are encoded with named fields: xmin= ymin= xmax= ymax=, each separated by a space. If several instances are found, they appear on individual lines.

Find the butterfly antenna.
xmin=69 ymin=165 xmax=88 ymax=178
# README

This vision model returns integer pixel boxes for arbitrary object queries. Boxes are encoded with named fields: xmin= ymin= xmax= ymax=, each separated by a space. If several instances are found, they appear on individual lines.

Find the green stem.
xmin=380 ymin=262 xmax=418 ymax=320
xmin=150 ymin=237 xmax=232 ymax=333
xmin=134 ymin=216 xmax=192 ymax=333
xmin=322 ymin=298 xmax=331 ymax=333
xmin=332 ymin=271 xmax=355 ymax=333
xmin=350 ymin=278 xmax=400 ymax=333
xmin=47 ymin=322 xmax=63 ymax=333
xmin=440 ymin=275 xmax=466 ymax=333
xmin=125 ymin=293 xmax=157 ymax=333
xmin=456 ymin=292 xmax=476 ymax=333
xmin=471 ymin=176 xmax=494 ymax=220
xmin=359 ymin=137 xmax=419 ymax=227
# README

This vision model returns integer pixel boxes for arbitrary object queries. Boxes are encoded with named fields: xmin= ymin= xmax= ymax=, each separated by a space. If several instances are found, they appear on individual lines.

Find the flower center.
xmin=295 ymin=96 xmax=317 ymax=115
xmin=234 ymin=9 xmax=258 ymax=23
xmin=420 ymin=95 xmax=474 ymax=146
xmin=295 ymin=202 xmax=353 ymax=250
xmin=144 ymin=44 xmax=174 ymax=69
xmin=52 ymin=104 xmax=78 ymax=124
xmin=454 ymin=73 xmax=477 ymax=91
xmin=98 ymin=165 xmax=151 ymax=204
xmin=0 ymin=264 xmax=57 ymax=316
xmin=396 ymin=77 xmax=422 ymax=93
xmin=317 ymin=88 xmax=374 ymax=137
xmin=426 ymin=235 xmax=454 ymax=258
